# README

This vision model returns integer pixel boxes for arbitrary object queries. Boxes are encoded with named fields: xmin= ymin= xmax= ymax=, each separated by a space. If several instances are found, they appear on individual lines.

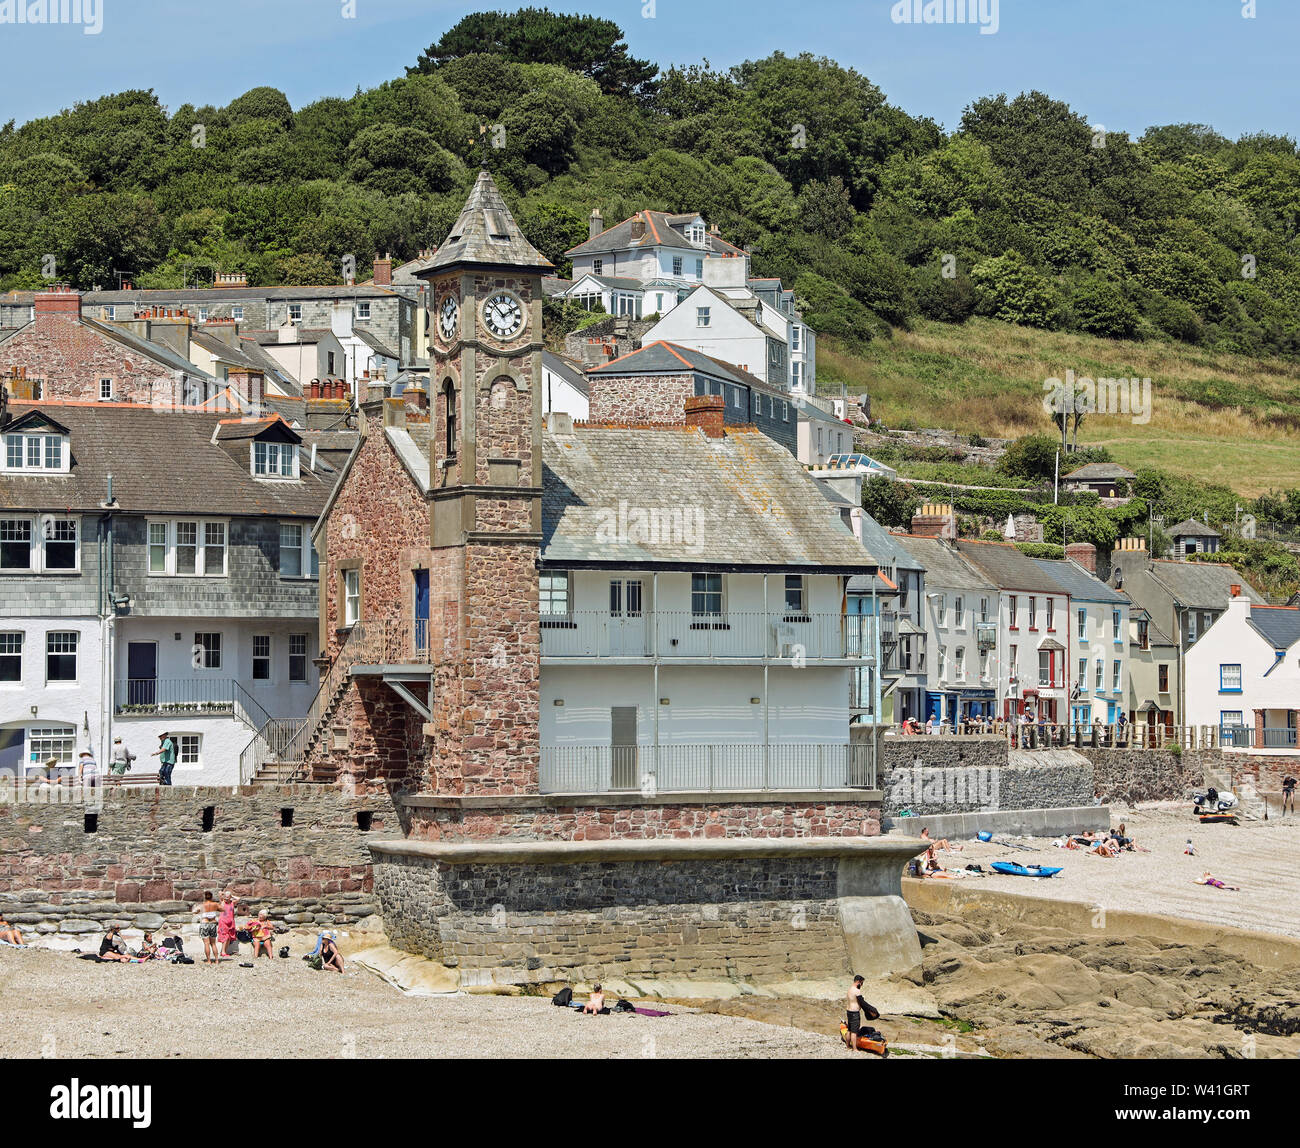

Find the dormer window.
xmin=688 ymin=224 xmax=705 ymax=245
xmin=253 ymin=440 xmax=298 ymax=478
xmin=3 ymin=431 xmax=68 ymax=473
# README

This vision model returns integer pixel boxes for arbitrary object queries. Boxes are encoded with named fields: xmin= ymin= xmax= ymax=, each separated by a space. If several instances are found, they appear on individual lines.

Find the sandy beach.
xmin=913 ymin=803 xmax=1300 ymax=938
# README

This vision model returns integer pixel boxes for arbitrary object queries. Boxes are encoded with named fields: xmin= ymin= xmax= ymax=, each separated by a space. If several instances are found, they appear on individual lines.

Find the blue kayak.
xmin=991 ymin=861 xmax=1062 ymax=878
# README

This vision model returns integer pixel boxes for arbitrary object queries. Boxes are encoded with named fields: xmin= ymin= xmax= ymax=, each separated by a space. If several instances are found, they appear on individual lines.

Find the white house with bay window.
xmin=0 ymin=398 xmax=353 ymax=785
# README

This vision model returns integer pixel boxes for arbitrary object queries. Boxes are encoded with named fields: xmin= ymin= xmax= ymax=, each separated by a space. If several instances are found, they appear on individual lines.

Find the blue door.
xmin=413 ymin=570 xmax=430 ymax=652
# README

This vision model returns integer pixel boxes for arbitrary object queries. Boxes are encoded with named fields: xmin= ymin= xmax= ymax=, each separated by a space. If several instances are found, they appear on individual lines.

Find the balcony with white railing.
xmin=539 ymin=742 xmax=877 ymax=794
xmin=540 ymin=611 xmax=876 ymax=663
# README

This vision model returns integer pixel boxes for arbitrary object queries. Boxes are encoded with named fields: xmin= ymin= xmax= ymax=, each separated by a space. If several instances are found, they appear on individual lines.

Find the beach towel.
xmin=633 ymin=1007 xmax=671 ymax=1017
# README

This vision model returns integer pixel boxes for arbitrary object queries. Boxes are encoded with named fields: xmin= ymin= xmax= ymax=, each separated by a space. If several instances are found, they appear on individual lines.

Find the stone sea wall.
xmin=879 ymin=736 xmax=1094 ymax=816
xmin=375 ymin=849 xmax=850 ymax=987
xmin=0 ymin=785 xmax=396 ymax=934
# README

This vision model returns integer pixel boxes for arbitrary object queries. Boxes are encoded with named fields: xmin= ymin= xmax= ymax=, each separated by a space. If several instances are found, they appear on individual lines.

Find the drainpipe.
xmin=651 ymin=572 xmax=659 ymax=784
xmin=763 ymin=573 xmax=770 ymax=788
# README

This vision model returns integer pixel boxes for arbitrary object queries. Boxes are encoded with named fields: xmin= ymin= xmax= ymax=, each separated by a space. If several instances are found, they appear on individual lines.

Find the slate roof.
xmin=543 ymin=351 xmax=588 ymax=398
xmin=1247 ymin=605 xmax=1300 ymax=650
xmin=1063 ymin=462 xmax=1136 ymax=481
xmin=953 ymin=540 xmax=1070 ymax=595
xmin=1168 ymin=518 xmax=1221 ymax=538
xmin=83 ymin=285 xmax=398 ymax=304
xmin=352 ymin=327 xmax=399 ymax=360
xmin=422 ymin=170 xmax=553 ymax=273
xmin=566 ymin=210 xmax=746 ymax=259
xmin=590 ymin=341 xmax=790 ymax=408
xmin=895 ymin=536 xmax=996 ymax=592
xmin=541 ymin=277 xmax=573 ymax=297
xmin=0 ymin=401 xmax=352 ymax=517
xmin=1032 ymin=557 xmax=1128 ymax=603
xmin=541 ymin=423 xmax=876 ymax=572
xmin=73 ymin=316 xmax=214 ymax=379
xmin=1147 ymin=559 xmax=1263 ymax=607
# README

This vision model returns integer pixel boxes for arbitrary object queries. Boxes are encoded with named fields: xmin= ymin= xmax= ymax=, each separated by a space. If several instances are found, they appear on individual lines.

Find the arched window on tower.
xmin=443 ymin=380 xmax=457 ymax=458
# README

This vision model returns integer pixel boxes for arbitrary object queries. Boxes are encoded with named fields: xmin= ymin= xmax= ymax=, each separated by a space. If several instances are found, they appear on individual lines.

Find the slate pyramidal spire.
xmin=423 ymin=169 xmax=553 ymax=274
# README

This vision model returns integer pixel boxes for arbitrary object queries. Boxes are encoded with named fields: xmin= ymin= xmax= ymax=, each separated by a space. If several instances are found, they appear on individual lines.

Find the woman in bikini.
xmin=1196 ymin=872 xmax=1240 ymax=891
xmin=249 ymin=910 xmax=275 ymax=959
xmin=216 ymin=890 xmax=239 ymax=960
xmin=196 ymin=892 xmax=221 ymax=963
xmin=0 ymin=914 xmax=24 ymax=946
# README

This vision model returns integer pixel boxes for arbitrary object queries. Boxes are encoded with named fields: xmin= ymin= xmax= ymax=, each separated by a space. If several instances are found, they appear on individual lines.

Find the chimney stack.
xmin=1065 ymin=541 xmax=1097 ymax=574
xmin=910 ymin=503 xmax=957 ymax=541
xmin=1115 ymin=536 xmax=1148 ymax=552
xmin=33 ymin=285 xmax=82 ymax=319
xmin=630 ymin=215 xmax=646 ymax=241
xmin=1230 ymin=583 xmax=1241 ymax=598
xmin=589 ymin=208 xmax=604 ymax=240
xmin=372 ymin=253 xmax=392 ymax=287
xmin=684 ymin=394 xmax=725 ymax=438
xmin=214 ymin=272 xmax=248 ymax=289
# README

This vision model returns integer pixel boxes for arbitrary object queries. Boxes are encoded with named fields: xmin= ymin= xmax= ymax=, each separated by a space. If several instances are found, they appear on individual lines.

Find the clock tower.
xmin=415 ymin=170 xmax=553 ymax=795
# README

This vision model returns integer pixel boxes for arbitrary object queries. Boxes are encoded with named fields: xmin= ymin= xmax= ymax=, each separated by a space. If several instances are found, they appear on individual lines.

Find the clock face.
xmin=482 ymin=292 xmax=524 ymax=340
xmin=438 ymin=295 xmax=459 ymax=341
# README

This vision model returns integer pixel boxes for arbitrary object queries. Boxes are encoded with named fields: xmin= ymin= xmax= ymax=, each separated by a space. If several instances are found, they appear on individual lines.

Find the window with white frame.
xmin=784 ymin=575 xmax=806 ymax=614
xmin=0 ymin=516 xmax=79 ymax=573
xmin=540 ymin=571 xmax=571 ymax=617
xmin=287 ymin=303 xmax=302 ymax=323
xmin=99 ymin=378 xmax=113 ymax=401
xmin=1078 ymin=657 xmax=1088 ymax=689
xmin=791 ymin=325 xmax=801 ymax=352
xmin=1046 ymin=599 xmax=1054 ymax=630
xmin=355 ymin=301 xmax=371 ymax=320
xmin=1009 ymin=595 xmax=1018 ymax=628
xmin=1112 ymin=659 xmax=1121 ymax=691
xmin=343 ymin=569 xmax=361 ymax=626
xmin=937 ymin=645 xmax=947 ymax=680
xmin=252 ymin=635 xmax=271 ymax=680
xmin=591 ymin=259 xmax=603 ymax=275
xmin=194 ymin=632 xmax=222 ymax=669
xmin=694 ymin=258 xmax=703 ymax=278
xmin=608 ymin=579 xmax=643 ymax=617
xmin=1029 ymin=597 xmax=1037 ymax=629
xmin=955 ymin=647 xmax=966 ymax=680
xmin=1113 ymin=609 xmax=1122 ymax=640
xmin=198 ymin=307 xmax=209 ymax=322
xmin=147 ymin=519 xmax=226 ymax=576
xmin=253 ymin=441 xmax=299 ymax=478
xmin=792 ymin=361 xmax=803 ymax=389
xmin=980 ymin=597 xmax=989 ymax=623
xmin=1220 ymin=663 xmax=1242 ymax=691
xmin=0 ymin=632 xmax=20 ymax=682
xmin=232 ymin=305 xmax=244 ymax=321
xmin=1095 ymin=660 xmax=1104 ymax=690
xmin=279 ymin=522 xmax=318 ymax=578
xmin=979 ymin=648 xmax=990 ymax=680
xmin=954 ymin=596 xmax=964 ymax=627
xmin=29 ymin=725 xmax=75 ymax=767
xmin=3 ymin=432 xmax=67 ymax=473
xmin=696 ymin=306 xmax=710 ymax=327
xmin=175 ymin=734 xmax=201 ymax=767
xmin=289 ymin=633 xmax=308 ymax=681
xmin=672 ymin=256 xmax=683 ymax=277
xmin=691 ymin=572 xmax=723 ymax=616
xmin=937 ymin=594 xmax=947 ymax=626
xmin=46 ymin=631 xmax=77 ymax=682
xmin=1077 ymin=608 xmax=1087 ymax=640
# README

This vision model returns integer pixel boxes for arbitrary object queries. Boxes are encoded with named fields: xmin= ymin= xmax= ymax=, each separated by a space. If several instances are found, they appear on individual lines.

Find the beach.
xmin=914 ymin=802 xmax=1300 ymax=938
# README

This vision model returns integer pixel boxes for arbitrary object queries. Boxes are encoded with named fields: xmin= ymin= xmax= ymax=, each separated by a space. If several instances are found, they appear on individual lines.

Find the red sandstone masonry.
xmin=405 ymin=802 xmax=881 ymax=841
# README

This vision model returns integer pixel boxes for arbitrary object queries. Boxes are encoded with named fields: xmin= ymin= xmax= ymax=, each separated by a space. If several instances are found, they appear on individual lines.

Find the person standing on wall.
xmin=108 ymin=736 xmax=135 ymax=785
xmin=152 ymin=731 xmax=177 ymax=785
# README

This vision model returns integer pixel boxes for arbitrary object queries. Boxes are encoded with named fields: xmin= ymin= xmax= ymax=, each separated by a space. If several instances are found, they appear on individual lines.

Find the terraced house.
xmin=0 ymin=393 xmax=354 ymax=783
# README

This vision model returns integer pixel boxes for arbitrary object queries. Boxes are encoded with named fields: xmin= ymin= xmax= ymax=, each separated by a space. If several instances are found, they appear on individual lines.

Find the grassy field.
xmin=820 ymin=319 xmax=1300 ymax=497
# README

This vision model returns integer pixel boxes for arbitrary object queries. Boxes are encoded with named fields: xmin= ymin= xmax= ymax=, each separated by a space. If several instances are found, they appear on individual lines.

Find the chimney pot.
xmin=589 ymin=208 xmax=604 ymax=240
xmin=1230 ymin=583 xmax=1241 ymax=598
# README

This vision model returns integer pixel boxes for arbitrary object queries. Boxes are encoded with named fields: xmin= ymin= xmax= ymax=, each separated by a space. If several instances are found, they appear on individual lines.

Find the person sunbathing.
xmin=583 ymin=984 xmax=606 ymax=1014
xmin=0 ymin=914 xmax=24 ymax=946
xmin=1195 ymin=872 xmax=1240 ymax=891
xmin=919 ymin=828 xmax=962 ymax=852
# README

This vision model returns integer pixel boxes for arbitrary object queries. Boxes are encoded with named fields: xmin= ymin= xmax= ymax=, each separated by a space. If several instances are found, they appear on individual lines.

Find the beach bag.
xmin=279 ymin=946 xmax=290 ymax=959
xmin=613 ymin=999 xmax=636 ymax=1013
xmin=552 ymin=987 xmax=573 ymax=1007
xmin=307 ymin=954 xmax=323 ymax=970
xmin=236 ymin=929 xmax=253 ymax=944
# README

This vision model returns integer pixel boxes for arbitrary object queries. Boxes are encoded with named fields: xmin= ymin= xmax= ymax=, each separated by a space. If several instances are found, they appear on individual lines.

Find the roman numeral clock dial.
xmin=438 ymin=294 xmax=459 ymax=341
xmin=482 ymin=291 xmax=524 ymax=340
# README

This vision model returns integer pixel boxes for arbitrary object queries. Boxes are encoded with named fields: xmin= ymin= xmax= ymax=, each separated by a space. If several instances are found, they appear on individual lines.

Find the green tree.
xmin=861 ymin=476 xmax=918 ymax=528
xmin=970 ymin=250 xmax=1060 ymax=327
xmin=410 ymin=8 xmax=658 ymax=100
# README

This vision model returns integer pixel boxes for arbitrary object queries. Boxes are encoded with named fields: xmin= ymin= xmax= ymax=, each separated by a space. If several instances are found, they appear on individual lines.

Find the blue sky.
xmin=0 ymin=0 xmax=1293 ymax=141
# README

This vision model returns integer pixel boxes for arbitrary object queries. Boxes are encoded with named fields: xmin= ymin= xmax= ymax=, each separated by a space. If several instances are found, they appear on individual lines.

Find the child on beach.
xmin=1195 ymin=872 xmax=1240 ymax=891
